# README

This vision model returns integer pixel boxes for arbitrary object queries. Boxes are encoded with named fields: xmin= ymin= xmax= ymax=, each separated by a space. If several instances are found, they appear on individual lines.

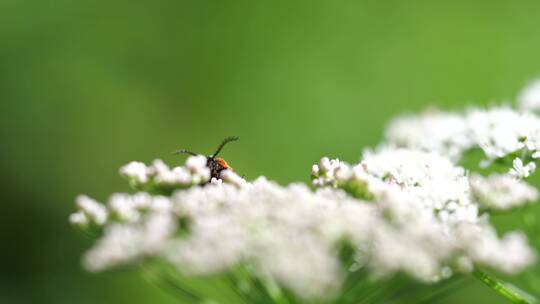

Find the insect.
xmin=174 ymin=136 xmax=239 ymax=180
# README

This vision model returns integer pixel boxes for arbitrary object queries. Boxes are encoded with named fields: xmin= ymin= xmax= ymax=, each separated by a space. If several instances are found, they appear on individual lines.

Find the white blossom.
xmin=83 ymin=224 xmax=143 ymax=271
xmin=518 ymin=79 xmax=540 ymax=112
xmin=311 ymin=157 xmax=352 ymax=188
xmin=384 ymin=106 xmax=540 ymax=179
xmin=210 ymin=177 xmax=223 ymax=185
xmin=119 ymin=161 xmax=149 ymax=184
xmin=467 ymin=107 xmax=539 ymax=160
xmin=455 ymin=225 xmax=535 ymax=273
xmin=312 ymin=149 xmax=476 ymax=222
xmin=108 ymin=192 xmax=172 ymax=222
xmin=509 ymin=158 xmax=537 ymax=179
xmin=185 ymin=155 xmax=211 ymax=184
xmin=74 ymin=195 xmax=108 ymax=226
xmin=385 ymin=109 xmax=472 ymax=161
xmin=69 ymin=211 xmax=89 ymax=226
xmin=311 ymin=149 xmax=535 ymax=277
xmin=119 ymin=156 xmax=211 ymax=189
xmin=219 ymin=169 xmax=247 ymax=187
xmin=83 ymin=208 xmax=176 ymax=272
xmin=186 ymin=154 xmax=207 ymax=172
xmin=470 ymin=174 xmax=538 ymax=210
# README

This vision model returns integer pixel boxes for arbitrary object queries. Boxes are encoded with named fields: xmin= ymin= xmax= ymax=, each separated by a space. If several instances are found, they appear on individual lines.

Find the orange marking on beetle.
xmin=216 ymin=158 xmax=231 ymax=170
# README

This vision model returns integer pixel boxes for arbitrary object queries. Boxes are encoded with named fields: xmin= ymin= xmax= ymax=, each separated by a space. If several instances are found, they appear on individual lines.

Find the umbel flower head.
xmin=384 ymin=104 xmax=540 ymax=178
xmin=71 ymin=80 xmax=540 ymax=303
xmin=72 ymin=150 xmax=536 ymax=300
xmin=311 ymin=149 xmax=535 ymax=278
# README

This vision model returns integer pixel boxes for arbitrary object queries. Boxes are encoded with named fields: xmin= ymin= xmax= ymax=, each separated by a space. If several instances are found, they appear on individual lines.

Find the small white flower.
xmin=119 ymin=157 xmax=215 ymax=189
xmin=150 ymin=160 xmax=177 ymax=185
xmin=311 ymin=164 xmax=320 ymax=176
xmin=69 ymin=211 xmax=89 ymax=226
xmin=109 ymin=193 xmax=143 ymax=222
xmin=220 ymin=169 xmax=247 ymax=187
xmin=75 ymin=195 xmax=108 ymax=225
xmin=149 ymin=159 xmax=170 ymax=176
xmin=186 ymin=155 xmax=207 ymax=172
xmin=509 ymin=158 xmax=536 ymax=179
xmin=172 ymin=167 xmax=192 ymax=184
xmin=210 ymin=177 xmax=223 ymax=185
xmin=518 ymin=79 xmax=540 ymax=112
xmin=119 ymin=161 xmax=149 ymax=184
xmin=319 ymin=157 xmax=333 ymax=172
xmin=311 ymin=157 xmax=352 ymax=189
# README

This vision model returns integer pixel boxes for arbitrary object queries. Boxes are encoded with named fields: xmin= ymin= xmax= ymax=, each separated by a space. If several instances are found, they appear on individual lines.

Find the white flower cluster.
xmin=72 ymin=148 xmax=536 ymax=299
xmin=73 ymin=178 xmax=374 ymax=298
xmin=119 ymin=155 xmax=211 ymax=189
xmin=469 ymin=174 xmax=538 ymax=211
xmin=385 ymin=107 xmax=540 ymax=177
xmin=312 ymin=149 xmax=474 ymax=217
xmin=384 ymin=109 xmax=470 ymax=161
xmin=311 ymin=149 xmax=535 ymax=279
xmin=69 ymin=195 xmax=108 ymax=226
xmin=168 ymin=179 xmax=375 ymax=299
xmin=69 ymin=192 xmax=176 ymax=271
xmin=84 ymin=211 xmax=176 ymax=272
xmin=72 ymin=157 xmax=249 ymax=270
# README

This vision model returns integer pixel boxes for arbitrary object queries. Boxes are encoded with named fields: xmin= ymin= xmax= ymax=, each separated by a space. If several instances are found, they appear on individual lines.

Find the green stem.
xmin=520 ymin=206 xmax=540 ymax=248
xmin=360 ymin=277 xmax=404 ymax=304
xmin=141 ymin=265 xmax=202 ymax=303
xmin=260 ymin=277 xmax=291 ymax=304
xmin=415 ymin=277 xmax=467 ymax=304
xmin=473 ymin=270 xmax=533 ymax=304
xmin=228 ymin=267 xmax=274 ymax=304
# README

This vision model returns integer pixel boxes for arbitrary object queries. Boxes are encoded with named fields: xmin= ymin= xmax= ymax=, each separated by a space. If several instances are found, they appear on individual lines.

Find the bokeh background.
xmin=3 ymin=1 xmax=540 ymax=303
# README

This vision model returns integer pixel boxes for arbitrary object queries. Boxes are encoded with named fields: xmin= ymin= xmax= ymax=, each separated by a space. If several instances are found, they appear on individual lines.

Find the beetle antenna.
xmin=211 ymin=136 xmax=239 ymax=158
xmin=173 ymin=149 xmax=198 ymax=156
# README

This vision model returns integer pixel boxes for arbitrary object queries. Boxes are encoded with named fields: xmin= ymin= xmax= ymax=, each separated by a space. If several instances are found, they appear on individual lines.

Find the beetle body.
xmin=207 ymin=157 xmax=232 ymax=180
xmin=175 ymin=136 xmax=238 ymax=182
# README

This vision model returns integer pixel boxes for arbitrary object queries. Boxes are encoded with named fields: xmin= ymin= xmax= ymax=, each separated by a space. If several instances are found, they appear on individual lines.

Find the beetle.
xmin=174 ymin=136 xmax=239 ymax=180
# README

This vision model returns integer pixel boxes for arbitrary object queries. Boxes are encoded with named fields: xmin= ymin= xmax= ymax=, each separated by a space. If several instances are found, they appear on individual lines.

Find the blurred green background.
xmin=2 ymin=1 xmax=540 ymax=303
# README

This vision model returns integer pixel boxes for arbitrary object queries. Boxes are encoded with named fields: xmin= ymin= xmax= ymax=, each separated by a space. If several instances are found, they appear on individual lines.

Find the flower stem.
xmin=141 ymin=265 xmax=202 ymax=303
xmin=260 ymin=277 xmax=291 ymax=304
xmin=473 ymin=269 xmax=535 ymax=304
xmin=520 ymin=205 xmax=540 ymax=248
